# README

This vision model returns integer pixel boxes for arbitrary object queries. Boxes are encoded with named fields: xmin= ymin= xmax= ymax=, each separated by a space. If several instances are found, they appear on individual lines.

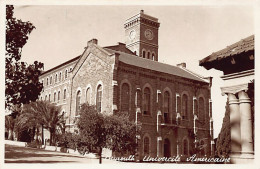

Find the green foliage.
xmin=5 ymin=5 xmax=44 ymax=109
xmin=216 ymin=99 xmax=230 ymax=157
xmin=17 ymin=101 xmax=66 ymax=145
xmin=76 ymin=103 xmax=138 ymax=163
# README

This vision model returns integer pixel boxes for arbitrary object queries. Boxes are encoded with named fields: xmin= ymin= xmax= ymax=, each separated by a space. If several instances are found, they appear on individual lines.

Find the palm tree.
xmin=19 ymin=101 xmax=66 ymax=146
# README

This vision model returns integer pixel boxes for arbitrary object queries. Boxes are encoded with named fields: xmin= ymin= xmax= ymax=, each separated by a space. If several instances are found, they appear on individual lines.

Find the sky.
xmin=13 ymin=5 xmax=254 ymax=138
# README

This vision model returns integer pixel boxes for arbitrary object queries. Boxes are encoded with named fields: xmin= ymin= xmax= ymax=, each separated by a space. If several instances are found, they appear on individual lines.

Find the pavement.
xmin=5 ymin=141 xmax=119 ymax=164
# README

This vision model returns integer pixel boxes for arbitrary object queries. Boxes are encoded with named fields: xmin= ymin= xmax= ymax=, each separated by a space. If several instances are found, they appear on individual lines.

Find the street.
xmin=5 ymin=143 xmax=118 ymax=164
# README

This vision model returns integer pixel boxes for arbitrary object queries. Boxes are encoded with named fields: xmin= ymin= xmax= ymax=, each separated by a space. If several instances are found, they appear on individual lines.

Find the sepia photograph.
xmin=2 ymin=1 xmax=258 ymax=168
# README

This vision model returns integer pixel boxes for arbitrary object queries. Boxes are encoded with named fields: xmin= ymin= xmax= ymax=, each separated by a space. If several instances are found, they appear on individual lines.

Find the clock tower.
xmin=124 ymin=10 xmax=160 ymax=61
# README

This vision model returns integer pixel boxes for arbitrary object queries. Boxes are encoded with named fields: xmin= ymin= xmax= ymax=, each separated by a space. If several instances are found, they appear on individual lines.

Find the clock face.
xmin=144 ymin=29 xmax=153 ymax=40
xmin=129 ymin=30 xmax=136 ymax=40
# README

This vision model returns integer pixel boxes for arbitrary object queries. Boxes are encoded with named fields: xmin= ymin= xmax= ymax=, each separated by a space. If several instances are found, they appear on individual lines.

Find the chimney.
xmin=177 ymin=62 xmax=186 ymax=68
xmin=87 ymin=38 xmax=98 ymax=46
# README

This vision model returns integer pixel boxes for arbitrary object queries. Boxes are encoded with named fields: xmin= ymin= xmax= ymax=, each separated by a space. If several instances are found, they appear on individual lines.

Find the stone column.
xmin=228 ymin=93 xmax=241 ymax=160
xmin=238 ymin=91 xmax=254 ymax=159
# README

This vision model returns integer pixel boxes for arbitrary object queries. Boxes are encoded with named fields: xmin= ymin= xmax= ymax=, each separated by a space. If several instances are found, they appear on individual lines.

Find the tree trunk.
xmin=41 ymin=125 xmax=44 ymax=145
xmin=8 ymin=129 xmax=13 ymax=140
xmin=50 ymin=131 xmax=52 ymax=146
xmin=99 ymin=147 xmax=102 ymax=164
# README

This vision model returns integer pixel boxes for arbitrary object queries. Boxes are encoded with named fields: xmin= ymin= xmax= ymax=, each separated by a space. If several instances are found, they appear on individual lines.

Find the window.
xmin=143 ymin=87 xmax=151 ymax=115
xmin=142 ymin=50 xmax=146 ymax=58
xmin=55 ymin=74 xmax=58 ymax=83
xmin=96 ymin=85 xmax=102 ymax=112
xmin=147 ymin=52 xmax=150 ymax=59
xmin=86 ymin=88 xmax=91 ymax=104
xmin=144 ymin=137 xmax=150 ymax=156
xmin=59 ymin=72 xmax=62 ymax=81
xmin=45 ymin=95 xmax=48 ymax=101
xmin=121 ymin=83 xmax=130 ymax=112
xmin=164 ymin=91 xmax=170 ymax=123
xmin=50 ymin=76 xmax=52 ymax=85
xmin=46 ymin=78 xmax=49 ymax=86
xmin=183 ymin=139 xmax=188 ymax=155
xmin=63 ymin=89 xmax=66 ymax=100
xmin=49 ymin=94 xmax=51 ymax=101
xmin=54 ymin=92 xmax=56 ymax=102
xmin=176 ymin=94 xmax=181 ymax=114
xmin=199 ymin=97 xmax=205 ymax=120
xmin=76 ymin=90 xmax=81 ymax=116
xmin=65 ymin=70 xmax=68 ymax=79
xmin=58 ymin=91 xmax=60 ymax=102
xmin=182 ymin=94 xmax=188 ymax=119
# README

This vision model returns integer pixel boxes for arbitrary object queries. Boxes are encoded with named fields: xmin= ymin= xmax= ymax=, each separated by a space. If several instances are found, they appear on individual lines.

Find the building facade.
xmin=40 ymin=10 xmax=213 ymax=161
xmin=200 ymin=35 xmax=254 ymax=163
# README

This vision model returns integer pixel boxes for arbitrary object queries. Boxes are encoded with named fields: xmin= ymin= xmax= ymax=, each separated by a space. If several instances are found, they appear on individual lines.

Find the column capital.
xmin=221 ymin=83 xmax=249 ymax=96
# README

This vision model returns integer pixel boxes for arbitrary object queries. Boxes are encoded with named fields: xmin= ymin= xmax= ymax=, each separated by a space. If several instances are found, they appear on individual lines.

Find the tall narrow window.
xmin=45 ymin=95 xmax=48 ymax=101
xmin=142 ymin=50 xmax=146 ymax=58
xmin=182 ymin=94 xmax=188 ymax=119
xmin=58 ymin=91 xmax=60 ymax=102
xmin=144 ymin=137 xmax=150 ymax=156
xmin=86 ymin=88 xmax=91 ymax=104
xmin=76 ymin=91 xmax=81 ymax=116
xmin=121 ymin=83 xmax=130 ymax=112
xmin=49 ymin=94 xmax=51 ymax=101
xmin=59 ymin=72 xmax=62 ymax=81
xmin=183 ymin=139 xmax=188 ymax=155
xmin=50 ymin=76 xmax=52 ymax=85
xmin=176 ymin=94 xmax=181 ymax=114
xmin=65 ymin=70 xmax=68 ymax=79
xmin=55 ymin=74 xmax=58 ymax=83
xmin=46 ymin=78 xmax=49 ymax=86
xmin=199 ymin=97 xmax=205 ymax=120
xmin=54 ymin=92 xmax=56 ymax=102
xmin=96 ymin=85 xmax=102 ymax=112
xmin=194 ymin=98 xmax=198 ymax=115
xmin=164 ymin=91 xmax=170 ymax=123
xmin=147 ymin=52 xmax=150 ymax=59
xmin=63 ymin=89 xmax=66 ymax=100
xmin=143 ymin=87 xmax=151 ymax=115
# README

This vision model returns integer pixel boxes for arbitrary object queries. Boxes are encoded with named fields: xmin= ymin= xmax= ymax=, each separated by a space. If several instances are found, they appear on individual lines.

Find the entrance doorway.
xmin=164 ymin=138 xmax=171 ymax=157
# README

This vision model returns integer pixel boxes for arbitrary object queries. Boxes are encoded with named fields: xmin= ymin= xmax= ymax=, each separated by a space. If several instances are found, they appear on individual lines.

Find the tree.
xmin=216 ymin=99 xmax=230 ymax=158
xmin=77 ymin=104 xmax=138 ymax=164
xmin=5 ymin=5 xmax=44 ymax=109
xmin=17 ymin=101 xmax=66 ymax=145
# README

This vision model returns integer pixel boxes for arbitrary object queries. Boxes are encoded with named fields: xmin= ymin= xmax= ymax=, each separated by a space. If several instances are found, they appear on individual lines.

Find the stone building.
xmin=40 ymin=10 xmax=213 ymax=160
xmin=199 ymin=35 xmax=254 ymax=163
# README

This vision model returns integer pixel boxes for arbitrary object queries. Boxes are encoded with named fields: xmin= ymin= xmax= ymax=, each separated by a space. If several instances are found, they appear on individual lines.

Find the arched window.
xmin=76 ymin=90 xmax=81 ymax=116
xmin=55 ymin=74 xmax=58 ymax=83
xmin=183 ymin=139 xmax=189 ymax=155
xmin=86 ymin=88 xmax=91 ymax=104
xmin=96 ymin=85 xmax=102 ymax=112
xmin=45 ymin=95 xmax=48 ymax=101
xmin=199 ymin=97 xmax=205 ymax=120
xmin=65 ymin=70 xmax=68 ymax=79
xmin=59 ymin=72 xmax=62 ymax=81
xmin=54 ymin=92 xmax=56 ymax=102
xmin=143 ymin=87 xmax=151 ymax=115
xmin=58 ymin=91 xmax=60 ymax=102
xmin=121 ymin=83 xmax=130 ymax=112
xmin=164 ymin=91 xmax=170 ymax=123
xmin=50 ymin=76 xmax=52 ymax=85
xmin=142 ymin=50 xmax=146 ymax=58
xmin=46 ymin=78 xmax=49 ymax=86
xmin=63 ymin=89 xmax=66 ymax=100
xmin=143 ymin=137 xmax=150 ymax=156
xmin=147 ymin=52 xmax=150 ymax=59
xmin=182 ymin=94 xmax=188 ymax=119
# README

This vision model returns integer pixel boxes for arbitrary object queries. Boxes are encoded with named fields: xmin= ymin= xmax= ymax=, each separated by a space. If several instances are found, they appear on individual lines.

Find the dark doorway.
xmin=164 ymin=138 xmax=171 ymax=157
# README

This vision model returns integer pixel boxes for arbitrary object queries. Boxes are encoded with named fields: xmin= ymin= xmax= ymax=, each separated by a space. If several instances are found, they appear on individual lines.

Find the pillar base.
xmin=230 ymin=152 xmax=254 ymax=164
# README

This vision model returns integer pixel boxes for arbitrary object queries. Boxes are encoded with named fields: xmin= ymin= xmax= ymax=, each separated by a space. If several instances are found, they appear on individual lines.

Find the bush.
xmin=56 ymin=132 xmax=77 ymax=150
xmin=26 ymin=139 xmax=42 ymax=149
